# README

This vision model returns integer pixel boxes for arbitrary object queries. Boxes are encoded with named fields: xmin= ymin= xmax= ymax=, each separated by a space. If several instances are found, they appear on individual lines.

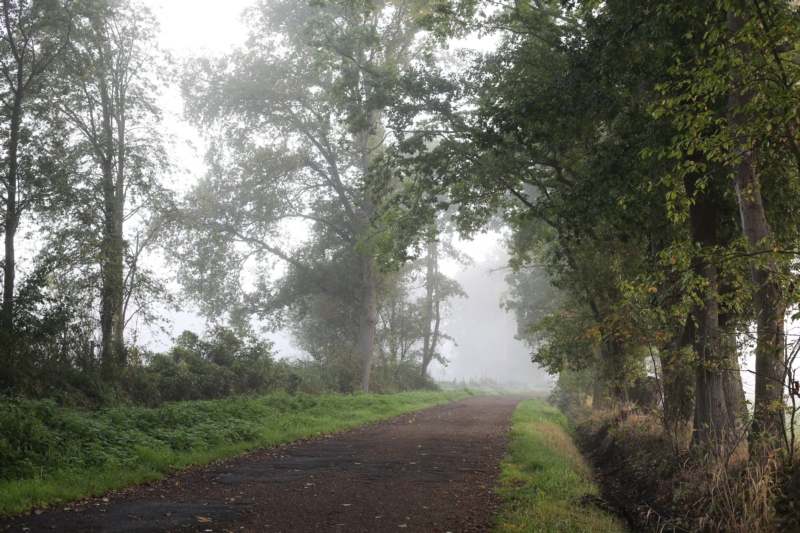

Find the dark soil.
xmin=1 ymin=394 xmax=533 ymax=533
xmin=575 ymin=414 xmax=682 ymax=531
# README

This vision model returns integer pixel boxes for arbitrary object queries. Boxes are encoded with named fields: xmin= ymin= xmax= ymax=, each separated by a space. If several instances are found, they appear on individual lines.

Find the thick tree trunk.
xmin=691 ymin=263 xmax=731 ymax=447
xmin=728 ymin=3 xmax=786 ymax=445
xmin=591 ymin=350 xmax=605 ymax=410
xmin=112 ymin=93 xmax=126 ymax=362
xmin=357 ymin=121 xmax=377 ymax=393
xmin=685 ymin=173 xmax=738 ymax=448
xmin=606 ymin=339 xmax=627 ymax=401
xmin=100 ymin=157 xmax=124 ymax=378
xmin=719 ymin=313 xmax=748 ymax=430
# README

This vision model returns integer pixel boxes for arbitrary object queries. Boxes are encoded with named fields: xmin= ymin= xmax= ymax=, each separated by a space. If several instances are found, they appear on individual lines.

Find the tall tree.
xmin=53 ymin=0 xmax=168 ymax=377
xmin=654 ymin=0 xmax=800 ymax=449
xmin=0 ymin=0 xmax=72 ymax=332
xmin=179 ymin=0 xmax=438 ymax=392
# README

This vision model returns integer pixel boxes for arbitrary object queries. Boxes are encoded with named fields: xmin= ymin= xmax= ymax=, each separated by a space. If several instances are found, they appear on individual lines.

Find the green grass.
xmin=0 ymin=390 xmax=476 ymax=517
xmin=493 ymin=398 xmax=626 ymax=533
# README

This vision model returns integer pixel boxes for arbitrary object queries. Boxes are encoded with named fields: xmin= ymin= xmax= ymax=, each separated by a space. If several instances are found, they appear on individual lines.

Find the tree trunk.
xmin=358 ymin=254 xmax=377 ymax=393
xmin=357 ymin=120 xmax=377 ymax=393
xmin=2 ymin=91 xmax=22 ymax=333
xmin=661 ymin=315 xmax=695 ymax=446
xmin=605 ymin=339 xmax=626 ymax=401
xmin=591 ymin=350 xmax=605 ymax=410
xmin=685 ymin=173 xmax=736 ymax=448
xmin=420 ymin=238 xmax=439 ymax=377
xmin=112 ymin=86 xmax=127 ymax=363
xmin=691 ymin=263 xmax=731 ymax=447
xmin=719 ymin=313 xmax=748 ymax=430
xmin=728 ymin=2 xmax=786 ymax=445
xmin=98 ymin=64 xmax=124 ymax=379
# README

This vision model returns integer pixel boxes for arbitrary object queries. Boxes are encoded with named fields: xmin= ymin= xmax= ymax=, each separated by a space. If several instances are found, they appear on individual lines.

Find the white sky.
xmin=144 ymin=0 xmax=252 ymax=54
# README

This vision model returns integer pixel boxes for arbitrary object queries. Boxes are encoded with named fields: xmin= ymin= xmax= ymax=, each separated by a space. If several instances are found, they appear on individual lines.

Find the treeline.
xmin=5 ymin=0 xmax=800 ymax=464
xmin=370 ymin=0 xmax=800 ymax=525
xmin=0 ymin=0 xmax=475 ymax=401
xmin=381 ymin=0 xmax=800 ymax=465
xmin=0 ymin=0 xmax=172 ymax=398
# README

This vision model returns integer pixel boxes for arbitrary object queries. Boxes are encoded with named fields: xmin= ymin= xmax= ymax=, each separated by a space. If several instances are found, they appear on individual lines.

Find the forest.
xmin=1 ymin=0 xmax=800 ymax=530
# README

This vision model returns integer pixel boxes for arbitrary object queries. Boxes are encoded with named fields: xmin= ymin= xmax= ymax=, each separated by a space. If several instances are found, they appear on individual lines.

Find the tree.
xmin=178 ymin=0 xmax=441 ymax=392
xmin=0 ymin=0 xmax=72 ymax=332
xmin=51 ymin=0 xmax=169 ymax=378
xmin=381 ymin=0 xmax=757 ymax=448
xmin=653 ymin=0 xmax=800 ymax=449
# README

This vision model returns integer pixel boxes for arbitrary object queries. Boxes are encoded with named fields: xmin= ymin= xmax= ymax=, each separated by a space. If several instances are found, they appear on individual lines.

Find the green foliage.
xmin=119 ymin=327 xmax=298 ymax=405
xmin=0 ymin=389 xmax=476 ymax=516
xmin=546 ymin=369 xmax=594 ymax=416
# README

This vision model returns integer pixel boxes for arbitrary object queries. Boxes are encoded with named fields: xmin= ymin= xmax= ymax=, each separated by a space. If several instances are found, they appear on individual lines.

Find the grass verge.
xmin=0 ymin=390 xmax=476 ymax=517
xmin=493 ymin=398 xmax=625 ymax=533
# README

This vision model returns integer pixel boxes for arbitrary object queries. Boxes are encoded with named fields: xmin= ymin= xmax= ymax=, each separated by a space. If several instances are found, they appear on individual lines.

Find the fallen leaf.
xmin=196 ymin=516 xmax=213 ymax=523
xmin=342 ymin=504 xmax=351 ymax=507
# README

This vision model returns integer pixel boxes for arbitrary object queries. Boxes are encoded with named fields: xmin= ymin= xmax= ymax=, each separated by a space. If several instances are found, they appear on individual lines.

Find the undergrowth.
xmin=0 ymin=389 xmax=475 ymax=517
xmin=575 ymin=402 xmax=800 ymax=532
xmin=493 ymin=398 xmax=625 ymax=533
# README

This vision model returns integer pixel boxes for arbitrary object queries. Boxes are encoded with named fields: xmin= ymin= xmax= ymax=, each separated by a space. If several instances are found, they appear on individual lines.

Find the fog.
xmin=429 ymin=239 xmax=552 ymax=389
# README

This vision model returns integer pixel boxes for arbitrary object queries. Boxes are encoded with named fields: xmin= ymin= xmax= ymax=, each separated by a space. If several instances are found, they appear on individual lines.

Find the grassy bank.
xmin=493 ymin=398 xmax=625 ymax=533
xmin=0 ymin=390 xmax=475 ymax=517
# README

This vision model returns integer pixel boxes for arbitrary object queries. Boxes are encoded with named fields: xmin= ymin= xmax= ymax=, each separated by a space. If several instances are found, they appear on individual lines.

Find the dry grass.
xmin=577 ymin=400 xmax=786 ymax=532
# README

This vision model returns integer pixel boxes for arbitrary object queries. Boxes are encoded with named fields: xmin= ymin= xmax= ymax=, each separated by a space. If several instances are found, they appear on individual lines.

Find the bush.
xmin=548 ymin=369 xmax=593 ymax=415
xmin=119 ymin=328 xmax=302 ymax=405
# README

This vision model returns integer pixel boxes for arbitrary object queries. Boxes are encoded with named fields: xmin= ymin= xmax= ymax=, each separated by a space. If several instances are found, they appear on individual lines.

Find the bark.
xmin=2 ymin=90 xmax=21 ymax=332
xmin=98 ymin=46 xmax=125 ymax=378
xmin=113 ymin=76 xmax=126 ymax=359
xmin=719 ymin=313 xmax=748 ymax=430
xmin=728 ymin=2 xmax=785 ymax=444
xmin=356 ymin=121 xmax=377 ymax=393
xmin=358 ymin=253 xmax=377 ymax=393
xmin=661 ymin=316 xmax=695 ymax=443
xmin=606 ymin=339 xmax=627 ymax=401
xmin=691 ymin=262 xmax=731 ymax=447
xmin=591 ymin=350 xmax=605 ymax=410
xmin=420 ymin=238 xmax=439 ymax=378
xmin=685 ymin=174 xmax=737 ymax=448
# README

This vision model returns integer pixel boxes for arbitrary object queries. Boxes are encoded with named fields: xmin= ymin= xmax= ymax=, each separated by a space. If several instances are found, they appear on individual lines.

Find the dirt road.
xmin=2 ymin=394 xmax=531 ymax=533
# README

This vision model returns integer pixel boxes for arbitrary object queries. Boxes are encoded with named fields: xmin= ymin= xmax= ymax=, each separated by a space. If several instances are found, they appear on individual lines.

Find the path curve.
xmin=2 ymin=394 xmax=532 ymax=533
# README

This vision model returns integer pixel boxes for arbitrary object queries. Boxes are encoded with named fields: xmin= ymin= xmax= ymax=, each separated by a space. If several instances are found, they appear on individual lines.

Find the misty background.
xmin=127 ymin=0 xmax=550 ymax=387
